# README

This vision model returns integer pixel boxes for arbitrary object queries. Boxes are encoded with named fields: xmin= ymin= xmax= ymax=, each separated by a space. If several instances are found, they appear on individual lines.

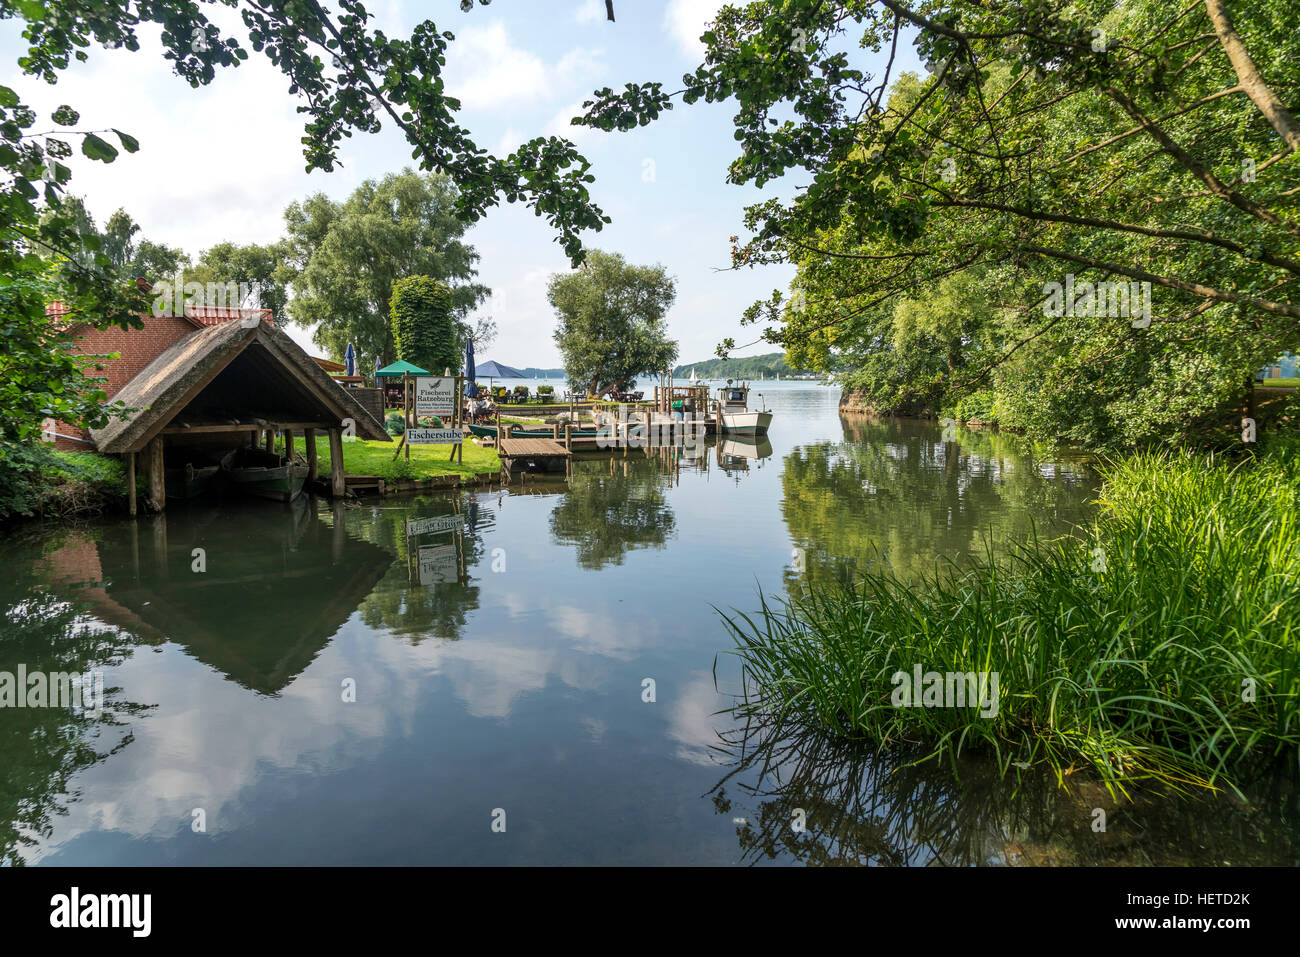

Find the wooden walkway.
xmin=498 ymin=437 xmax=571 ymax=482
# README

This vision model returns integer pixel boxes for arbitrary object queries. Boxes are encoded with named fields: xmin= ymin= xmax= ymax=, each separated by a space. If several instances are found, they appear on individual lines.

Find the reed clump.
xmin=720 ymin=450 xmax=1300 ymax=794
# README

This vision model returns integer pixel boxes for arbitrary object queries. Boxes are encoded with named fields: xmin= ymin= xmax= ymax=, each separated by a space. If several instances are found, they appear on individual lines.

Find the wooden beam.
xmin=264 ymin=429 xmax=274 ymax=454
xmin=146 ymin=435 xmax=166 ymax=512
xmin=162 ymin=421 xmax=334 ymax=436
xmin=329 ymin=428 xmax=346 ymax=497
xmin=305 ymin=428 xmax=319 ymax=481
xmin=284 ymin=428 xmax=295 ymax=462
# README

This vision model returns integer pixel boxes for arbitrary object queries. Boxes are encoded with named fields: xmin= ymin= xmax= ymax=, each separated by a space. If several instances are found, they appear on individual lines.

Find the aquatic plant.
xmin=720 ymin=451 xmax=1300 ymax=795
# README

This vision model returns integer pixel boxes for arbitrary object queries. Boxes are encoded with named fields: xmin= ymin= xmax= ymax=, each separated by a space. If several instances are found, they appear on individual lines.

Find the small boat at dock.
xmin=715 ymin=384 xmax=773 ymax=435
xmin=164 ymin=460 xmax=221 ymax=500
xmin=221 ymin=447 xmax=309 ymax=502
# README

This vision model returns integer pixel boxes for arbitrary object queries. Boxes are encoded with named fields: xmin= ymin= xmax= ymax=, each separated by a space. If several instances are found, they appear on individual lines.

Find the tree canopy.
xmin=579 ymin=0 xmax=1300 ymax=446
xmin=548 ymin=250 xmax=679 ymax=396
xmin=282 ymin=169 xmax=488 ymax=367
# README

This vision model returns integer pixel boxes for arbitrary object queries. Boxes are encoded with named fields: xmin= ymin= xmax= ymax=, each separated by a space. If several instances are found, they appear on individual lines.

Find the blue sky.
xmin=3 ymin=1 xmax=922 ymax=367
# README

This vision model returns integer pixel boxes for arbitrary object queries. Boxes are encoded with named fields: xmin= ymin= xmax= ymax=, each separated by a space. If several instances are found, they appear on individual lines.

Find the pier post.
xmin=284 ymin=428 xmax=294 ymax=463
xmin=305 ymin=428 xmax=318 ymax=481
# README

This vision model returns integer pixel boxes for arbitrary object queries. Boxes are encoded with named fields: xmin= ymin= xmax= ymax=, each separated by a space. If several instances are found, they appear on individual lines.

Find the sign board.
xmin=418 ymin=544 xmax=459 ymax=585
xmin=407 ymin=514 xmax=465 ymax=537
xmin=406 ymin=428 xmax=462 ymax=446
xmin=414 ymin=377 xmax=456 ymax=416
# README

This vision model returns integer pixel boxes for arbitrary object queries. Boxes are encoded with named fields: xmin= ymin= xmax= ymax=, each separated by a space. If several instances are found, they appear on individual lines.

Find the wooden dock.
xmin=498 ymin=437 xmax=571 ymax=482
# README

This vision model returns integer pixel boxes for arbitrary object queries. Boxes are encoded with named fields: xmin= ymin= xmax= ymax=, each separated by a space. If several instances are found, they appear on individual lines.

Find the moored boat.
xmin=715 ymin=383 xmax=773 ymax=434
xmin=164 ymin=461 xmax=221 ymax=500
xmin=221 ymin=447 xmax=309 ymax=502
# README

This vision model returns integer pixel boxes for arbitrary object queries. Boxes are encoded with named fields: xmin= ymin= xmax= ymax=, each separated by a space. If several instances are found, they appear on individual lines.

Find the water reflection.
xmin=781 ymin=416 xmax=1098 ymax=588
xmin=549 ymin=456 xmax=679 ymax=569
xmin=711 ymin=716 xmax=1300 ymax=866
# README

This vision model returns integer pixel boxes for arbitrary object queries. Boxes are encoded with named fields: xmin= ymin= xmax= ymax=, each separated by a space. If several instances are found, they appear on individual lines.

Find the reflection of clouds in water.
xmin=549 ymin=603 xmax=643 ymax=661
xmin=31 ymin=557 xmax=698 ymax=861
xmin=667 ymin=671 xmax=731 ymax=766
xmin=33 ymin=612 xmax=431 ymax=859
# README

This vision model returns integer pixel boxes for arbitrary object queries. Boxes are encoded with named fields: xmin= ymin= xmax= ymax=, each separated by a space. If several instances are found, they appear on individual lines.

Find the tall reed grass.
xmin=720 ymin=451 xmax=1300 ymax=794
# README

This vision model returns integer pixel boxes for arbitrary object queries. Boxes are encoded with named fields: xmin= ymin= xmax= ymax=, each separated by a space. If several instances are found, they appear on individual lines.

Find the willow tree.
xmin=548 ymin=250 xmax=679 ymax=397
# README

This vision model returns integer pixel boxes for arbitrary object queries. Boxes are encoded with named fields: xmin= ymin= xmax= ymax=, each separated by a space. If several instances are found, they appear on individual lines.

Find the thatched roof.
xmin=91 ymin=317 xmax=390 ymax=452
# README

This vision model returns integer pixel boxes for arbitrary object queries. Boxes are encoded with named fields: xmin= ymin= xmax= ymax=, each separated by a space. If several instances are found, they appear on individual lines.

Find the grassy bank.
xmin=310 ymin=434 xmax=499 ymax=482
xmin=721 ymin=449 xmax=1300 ymax=794
xmin=0 ymin=445 xmax=129 ymax=522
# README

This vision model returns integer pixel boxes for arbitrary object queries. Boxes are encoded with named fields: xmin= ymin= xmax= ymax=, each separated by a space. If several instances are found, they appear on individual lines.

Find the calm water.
xmin=2 ymin=384 xmax=1297 ymax=865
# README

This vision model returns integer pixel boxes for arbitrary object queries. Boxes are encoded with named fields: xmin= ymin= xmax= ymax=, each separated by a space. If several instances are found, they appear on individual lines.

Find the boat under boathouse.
xmin=89 ymin=315 xmax=390 ymax=513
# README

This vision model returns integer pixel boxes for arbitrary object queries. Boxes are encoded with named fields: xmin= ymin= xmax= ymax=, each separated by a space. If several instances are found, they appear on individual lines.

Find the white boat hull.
xmin=720 ymin=410 xmax=772 ymax=434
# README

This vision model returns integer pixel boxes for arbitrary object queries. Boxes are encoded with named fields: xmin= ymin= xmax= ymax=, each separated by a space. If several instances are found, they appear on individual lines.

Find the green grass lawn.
xmin=309 ymin=434 xmax=499 ymax=482
xmin=1258 ymin=377 xmax=1300 ymax=387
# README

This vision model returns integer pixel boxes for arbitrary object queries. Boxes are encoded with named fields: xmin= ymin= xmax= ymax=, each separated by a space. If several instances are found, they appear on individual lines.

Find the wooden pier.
xmin=498 ymin=436 xmax=571 ymax=482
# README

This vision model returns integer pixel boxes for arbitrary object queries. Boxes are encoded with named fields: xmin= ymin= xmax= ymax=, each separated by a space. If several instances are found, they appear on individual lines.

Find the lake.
xmin=2 ymin=383 xmax=1296 ymax=865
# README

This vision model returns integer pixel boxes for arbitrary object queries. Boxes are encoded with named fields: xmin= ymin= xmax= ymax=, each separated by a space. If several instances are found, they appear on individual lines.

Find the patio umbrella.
xmin=344 ymin=342 xmax=355 ymax=376
xmin=464 ymin=338 xmax=477 ymax=397
xmin=475 ymin=359 xmax=525 ymax=392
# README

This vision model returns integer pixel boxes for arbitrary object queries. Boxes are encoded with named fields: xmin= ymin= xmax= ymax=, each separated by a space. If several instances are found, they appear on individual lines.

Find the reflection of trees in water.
xmin=781 ymin=416 xmax=1097 ymax=590
xmin=549 ymin=457 xmax=677 ymax=569
xmin=711 ymin=715 xmax=1300 ymax=866
xmin=0 ymin=530 xmax=151 ymax=866
xmin=348 ymin=497 xmax=486 ymax=642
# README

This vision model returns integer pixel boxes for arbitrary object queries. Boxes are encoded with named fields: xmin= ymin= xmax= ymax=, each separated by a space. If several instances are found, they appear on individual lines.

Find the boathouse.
xmin=87 ymin=314 xmax=389 ymax=513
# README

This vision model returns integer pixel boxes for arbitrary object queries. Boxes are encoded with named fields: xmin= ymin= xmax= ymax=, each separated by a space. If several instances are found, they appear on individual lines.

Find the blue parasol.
xmin=464 ymin=337 xmax=478 ymax=397
xmin=344 ymin=341 xmax=356 ymax=376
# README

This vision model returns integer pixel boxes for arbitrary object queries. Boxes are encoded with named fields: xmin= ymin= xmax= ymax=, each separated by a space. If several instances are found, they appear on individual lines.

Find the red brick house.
xmin=45 ymin=302 xmax=272 ymax=450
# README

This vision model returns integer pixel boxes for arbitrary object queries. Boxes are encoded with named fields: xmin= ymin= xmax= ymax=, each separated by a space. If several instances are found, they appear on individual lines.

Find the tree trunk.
xmin=1204 ymin=0 xmax=1300 ymax=151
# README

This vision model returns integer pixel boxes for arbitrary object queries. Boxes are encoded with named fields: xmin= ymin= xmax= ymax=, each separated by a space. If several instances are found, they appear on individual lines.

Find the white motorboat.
xmin=714 ymin=383 xmax=773 ymax=434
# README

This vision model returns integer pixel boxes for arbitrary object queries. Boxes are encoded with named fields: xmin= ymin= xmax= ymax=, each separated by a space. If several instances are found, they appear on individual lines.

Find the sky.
xmin=2 ymin=1 xmax=922 ymax=368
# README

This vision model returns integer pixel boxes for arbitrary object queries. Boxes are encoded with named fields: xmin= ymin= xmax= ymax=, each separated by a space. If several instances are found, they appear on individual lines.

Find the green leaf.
xmin=113 ymin=129 xmax=140 ymax=153
xmin=81 ymin=132 xmax=118 ymax=163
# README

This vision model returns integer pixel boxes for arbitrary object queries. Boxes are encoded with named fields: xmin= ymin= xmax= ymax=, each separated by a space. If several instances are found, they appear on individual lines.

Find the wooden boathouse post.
xmin=146 ymin=435 xmax=166 ymax=512
xmin=328 ymin=427 xmax=346 ymax=497
xmin=305 ymin=427 xmax=319 ymax=481
xmin=126 ymin=451 xmax=137 ymax=517
xmin=284 ymin=429 xmax=294 ymax=463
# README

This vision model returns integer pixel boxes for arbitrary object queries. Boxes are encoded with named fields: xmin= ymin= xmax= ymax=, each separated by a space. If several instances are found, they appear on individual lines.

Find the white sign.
xmin=414 ymin=377 xmax=456 ymax=416
xmin=406 ymin=428 xmax=462 ymax=445
xmin=407 ymin=514 xmax=465 ymax=537
xmin=418 ymin=544 xmax=458 ymax=585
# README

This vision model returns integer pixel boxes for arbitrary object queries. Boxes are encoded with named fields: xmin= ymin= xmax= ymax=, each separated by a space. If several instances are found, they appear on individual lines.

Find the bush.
xmin=0 ymin=442 xmax=127 ymax=522
xmin=384 ymin=412 xmax=405 ymax=436
xmin=537 ymin=385 xmax=555 ymax=397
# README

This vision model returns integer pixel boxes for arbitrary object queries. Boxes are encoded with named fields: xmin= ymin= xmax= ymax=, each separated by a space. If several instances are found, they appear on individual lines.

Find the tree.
xmin=549 ymin=250 xmax=678 ymax=396
xmin=283 ymin=170 xmax=489 ymax=365
xmin=391 ymin=276 xmax=458 ymax=373
xmin=579 ymin=0 xmax=1300 ymax=446
xmin=190 ymin=241 xmax=289 ymax=324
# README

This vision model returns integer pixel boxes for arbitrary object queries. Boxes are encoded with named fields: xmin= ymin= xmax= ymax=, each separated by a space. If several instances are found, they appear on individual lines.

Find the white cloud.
xmin=444 ymin=21 xmax=553 ymax=111
xmin=664 ymin=0 xmax=727 ymax=60
xmin=575 ymin=0 xmax=605 ymax=24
